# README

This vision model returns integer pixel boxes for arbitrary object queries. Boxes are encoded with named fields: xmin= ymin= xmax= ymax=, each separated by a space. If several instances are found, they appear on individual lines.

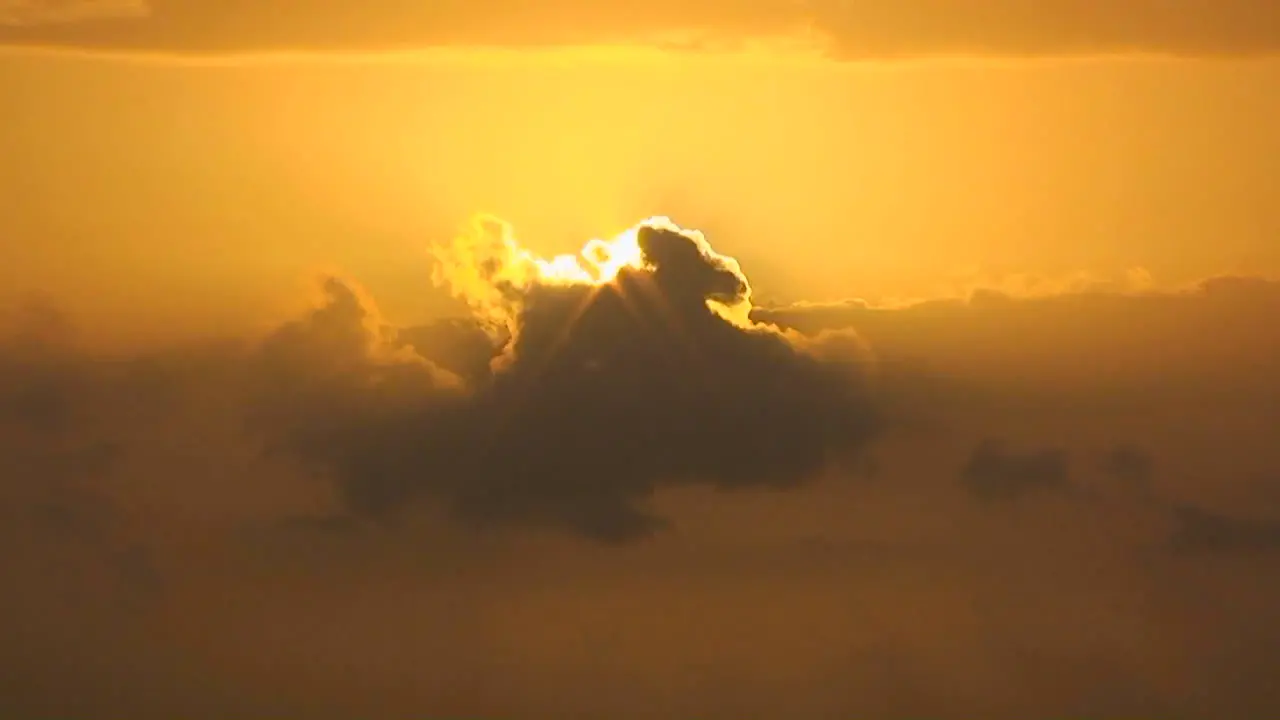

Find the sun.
xmin=532 ymin=223 xmax=648 ymax=286
xmin=432 ymin=215 xmax=688 ymax=337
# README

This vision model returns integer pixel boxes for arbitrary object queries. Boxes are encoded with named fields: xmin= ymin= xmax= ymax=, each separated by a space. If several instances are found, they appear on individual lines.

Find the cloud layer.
xmin=3 ymin=218 xmax=1280 ymax=717
xmin=1 ymin=0 xmax=1277 ymax=58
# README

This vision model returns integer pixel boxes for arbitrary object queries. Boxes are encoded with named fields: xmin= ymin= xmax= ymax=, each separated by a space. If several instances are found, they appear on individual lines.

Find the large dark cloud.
xmin=254 ymin=220 xmax=881 ymax=542
xmin=0 ymin=0 xmax=1277 ymax=58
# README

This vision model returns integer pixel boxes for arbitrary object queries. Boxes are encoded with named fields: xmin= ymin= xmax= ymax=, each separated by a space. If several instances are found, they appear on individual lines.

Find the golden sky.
xmin=2 ymin=44 xmax=1279 ymax=345
xmin=2 ymin=4 xmax=1280 ymax=717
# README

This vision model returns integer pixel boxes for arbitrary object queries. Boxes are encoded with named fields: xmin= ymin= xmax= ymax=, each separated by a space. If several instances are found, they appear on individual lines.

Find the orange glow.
xmin=432 ymin=215 xmax=682 ymax=330
xmin=532 ymin=222 xmax=648 ymax=286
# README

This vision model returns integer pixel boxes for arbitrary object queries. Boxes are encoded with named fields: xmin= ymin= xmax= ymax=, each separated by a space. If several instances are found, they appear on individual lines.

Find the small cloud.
xmin=960 ymin=438 xmax=1070 ymax=502
xmin=1098 ymin=444 xmax=1156 ymax=500
xmin=1168 ymin=505 xmax=1280 ymax=557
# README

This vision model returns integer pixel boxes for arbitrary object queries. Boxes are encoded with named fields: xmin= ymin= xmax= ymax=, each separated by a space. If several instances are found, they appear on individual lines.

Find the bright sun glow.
xmin=529 ymin=223 xmax=649 ymax=286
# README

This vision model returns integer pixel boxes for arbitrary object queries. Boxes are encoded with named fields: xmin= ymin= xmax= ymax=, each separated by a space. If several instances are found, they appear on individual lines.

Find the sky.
xmin=2 ymin=2 xmax=1280 ymax=717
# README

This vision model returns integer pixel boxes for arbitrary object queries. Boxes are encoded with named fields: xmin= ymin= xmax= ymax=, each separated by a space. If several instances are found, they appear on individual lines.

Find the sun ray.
xmin=435 ymin=215 xmax=745 ymax=386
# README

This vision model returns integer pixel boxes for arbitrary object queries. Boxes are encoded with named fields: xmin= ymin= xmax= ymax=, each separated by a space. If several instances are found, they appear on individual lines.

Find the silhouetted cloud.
xmin=1100 ymin=444 xmax=1154 ymax=487
xmin=0 ymin=0 xmax=1276 ymax=58
xmin=960 ymin=438 xmax=1070 ymax=501
xmin=1169 ymin=504 xmax=1280 ymax=556
xmin=254 ymin=219 xmax=881 ymax=542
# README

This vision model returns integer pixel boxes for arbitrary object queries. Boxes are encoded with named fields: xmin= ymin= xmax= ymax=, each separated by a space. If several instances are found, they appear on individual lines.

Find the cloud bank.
xmin=1 ymin=0 xmax=1277 ymax=58
xmin=3 ymin=217 xmax=1280 ymax=717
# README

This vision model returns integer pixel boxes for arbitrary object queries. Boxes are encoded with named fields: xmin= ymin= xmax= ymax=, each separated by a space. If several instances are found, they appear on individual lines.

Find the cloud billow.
xmin=259 ymin=218 xmax=882 ymax=543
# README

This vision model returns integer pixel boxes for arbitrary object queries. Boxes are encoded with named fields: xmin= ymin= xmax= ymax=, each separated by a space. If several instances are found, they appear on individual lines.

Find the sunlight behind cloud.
xmin=535 ymin=224 xmax=646 ymax=286
xmin=431 ymin=215 xmax=751 ymax=324
xmin=429 ymin=215 xmax=784 ymax=377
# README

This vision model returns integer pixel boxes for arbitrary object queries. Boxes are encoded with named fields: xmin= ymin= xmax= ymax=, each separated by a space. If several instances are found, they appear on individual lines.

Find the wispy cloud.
xmin=0 ymin=0 xmax=1276 ymax=58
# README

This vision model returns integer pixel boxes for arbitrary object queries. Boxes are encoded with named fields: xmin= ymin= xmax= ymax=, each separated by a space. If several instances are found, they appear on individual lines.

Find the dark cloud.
xmin=1083 ymin=444 xmax=1161 ymax=507
xmin=255 ymin=220 xmax=881 ymax=543
xmin=1100 ymin=444 xmax=1155 ymax=491
xmin=960 ymin=438 xmax=1070 ymax=501
xmin=0 ymin=0 xmax=1276 ymax=58
xmin=1168 ymin=504 xmax=1280 ymax=556
xmin=399 ymin=317 xmax=500 ymax=386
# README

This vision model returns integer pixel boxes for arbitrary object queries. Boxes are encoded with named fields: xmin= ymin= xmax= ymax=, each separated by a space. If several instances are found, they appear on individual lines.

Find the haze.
xmin=2 ymin=2 xmax=1279 ymax=717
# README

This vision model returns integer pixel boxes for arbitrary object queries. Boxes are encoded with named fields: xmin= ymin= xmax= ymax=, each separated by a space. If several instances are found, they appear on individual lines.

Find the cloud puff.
xmin=960 ymin=438 xmax=1070 ymax=502
xmin=0 ymin=0 xmax=1276 ymax=58
xmin=255 ymin=218 xmax=881 ymax=542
